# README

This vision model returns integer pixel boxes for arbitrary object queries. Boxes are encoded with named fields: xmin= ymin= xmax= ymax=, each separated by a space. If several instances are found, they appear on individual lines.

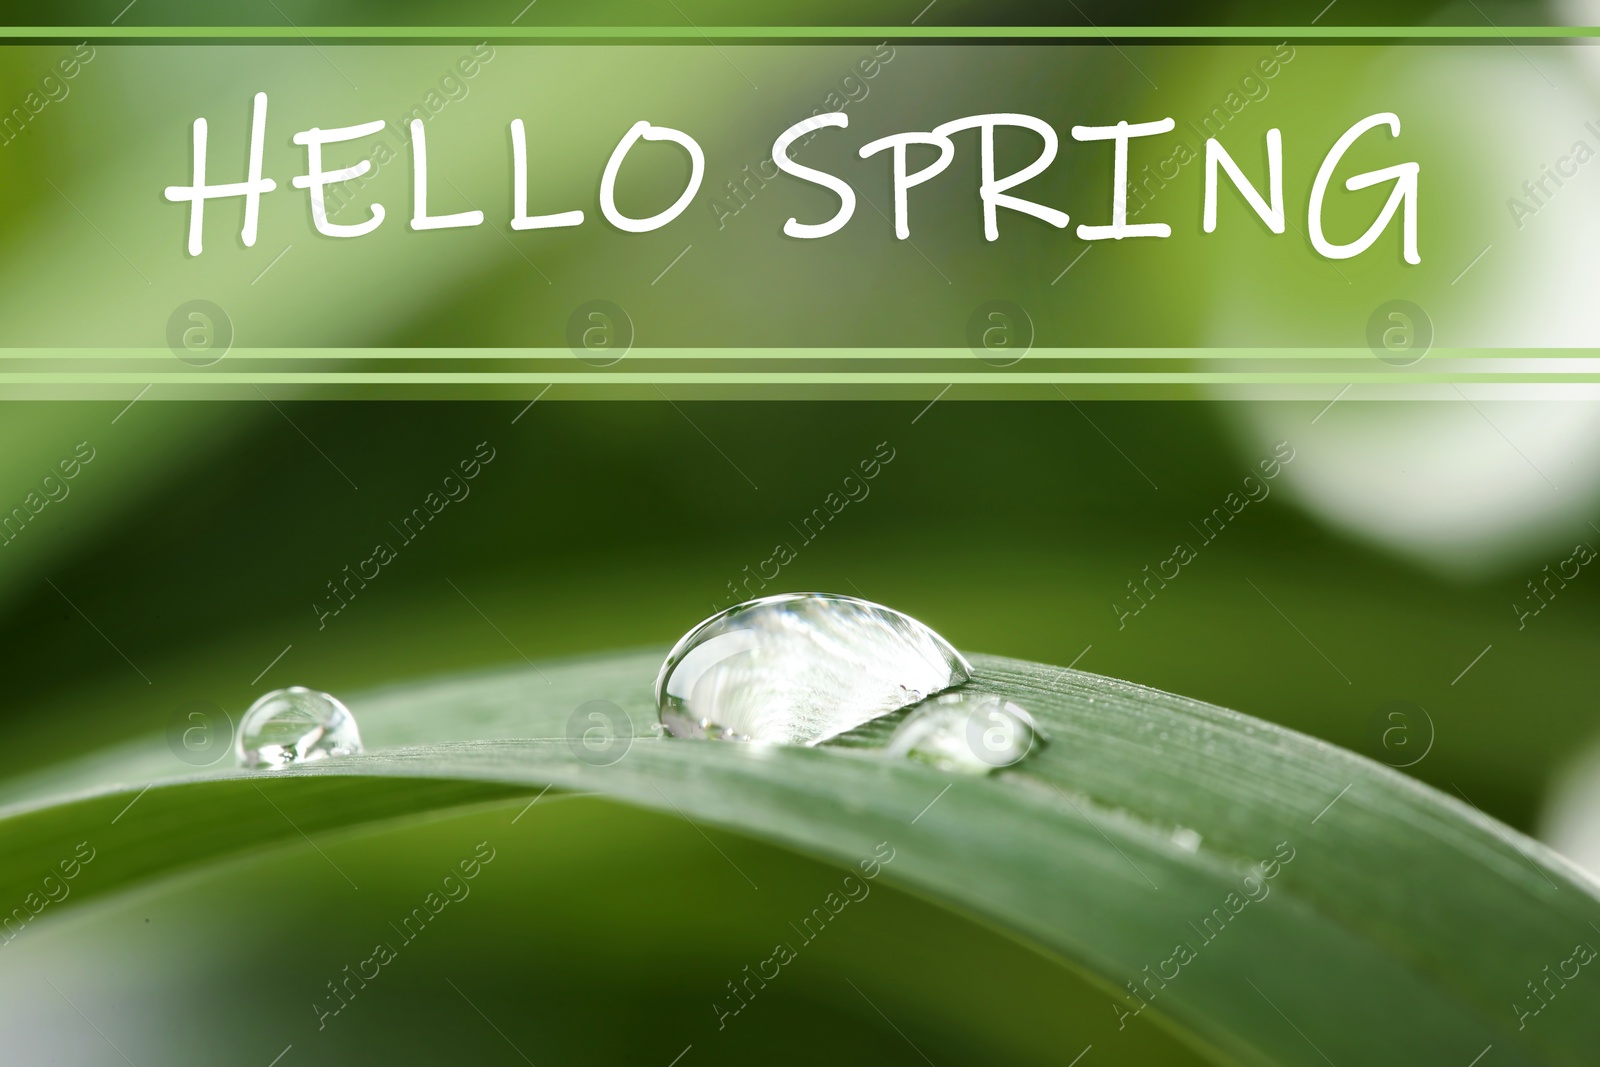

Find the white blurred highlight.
xmin=1214 ymin=43 xmax=1600 ymax=576
xmin=1541 ymin=737 xmax=1600 ymax=880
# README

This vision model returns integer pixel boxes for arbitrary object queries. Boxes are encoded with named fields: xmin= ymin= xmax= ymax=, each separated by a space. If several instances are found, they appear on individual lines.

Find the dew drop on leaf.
xmin=656 ymin=593 xmax=971 ymax=744
xmin=885 ymin=692 xmax=1043 ymax=775
xmin=236 ymin=686 xmax=363 ymax=769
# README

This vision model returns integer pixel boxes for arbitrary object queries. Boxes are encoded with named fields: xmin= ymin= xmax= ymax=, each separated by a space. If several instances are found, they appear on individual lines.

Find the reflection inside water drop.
xmin=886 ymin=692 xmax=1042 ymax=774
xmin=236 ymin=686 xmax=363 ymax=769
xmin=655 ymin=593 xmax=972 ymax=745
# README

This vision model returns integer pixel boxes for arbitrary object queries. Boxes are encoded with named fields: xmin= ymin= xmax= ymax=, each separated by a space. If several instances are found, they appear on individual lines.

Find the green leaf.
xmin=3 ymin=650 xmax=1596 ymax=1065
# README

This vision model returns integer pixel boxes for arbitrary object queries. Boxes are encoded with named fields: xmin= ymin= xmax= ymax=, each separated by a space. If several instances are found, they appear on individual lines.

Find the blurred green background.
xmin=3 ymin=2 xmax=1599 ymax=1063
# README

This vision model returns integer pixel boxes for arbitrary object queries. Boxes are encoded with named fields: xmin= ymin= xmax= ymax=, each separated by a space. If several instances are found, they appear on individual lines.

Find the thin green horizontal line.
xmin=0 ymin=355 xmax=1593 ymax=367
xmin=3 ymin=374 xmax=1596 ymax=383
xmin=0 ymin=25 xmax=1596 ymax=40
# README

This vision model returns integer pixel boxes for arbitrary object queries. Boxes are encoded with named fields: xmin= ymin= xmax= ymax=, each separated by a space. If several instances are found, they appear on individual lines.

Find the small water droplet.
xmin=656 ymin=593 xmax=971 ymax=744
xmin=886 ymin=692 xmax=1043 ymax=774
xmin=236 ymin=687 xmax=362 ymax=769
xmin=1171 ymin=826 xmax=1202 ymax=853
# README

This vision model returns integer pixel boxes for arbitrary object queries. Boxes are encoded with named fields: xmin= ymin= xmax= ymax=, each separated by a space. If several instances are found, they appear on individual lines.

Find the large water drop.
xmin=236 ymin=686 xmax=363 ymax=769
xmin=656 ymin=593 xmax=971 ymax=744
xmin=886 ymin=692 xmax=1041 ymax=774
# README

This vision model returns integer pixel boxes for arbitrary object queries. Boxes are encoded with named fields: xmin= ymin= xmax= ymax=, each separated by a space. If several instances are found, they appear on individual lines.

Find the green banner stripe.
xmin=0 ymin=26 xmax=1597 ymax=40
xmin=2 ymin=349 xmax=1597 ymax=360
xmin=1 ymin=373 xmax=1597 ymax=383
